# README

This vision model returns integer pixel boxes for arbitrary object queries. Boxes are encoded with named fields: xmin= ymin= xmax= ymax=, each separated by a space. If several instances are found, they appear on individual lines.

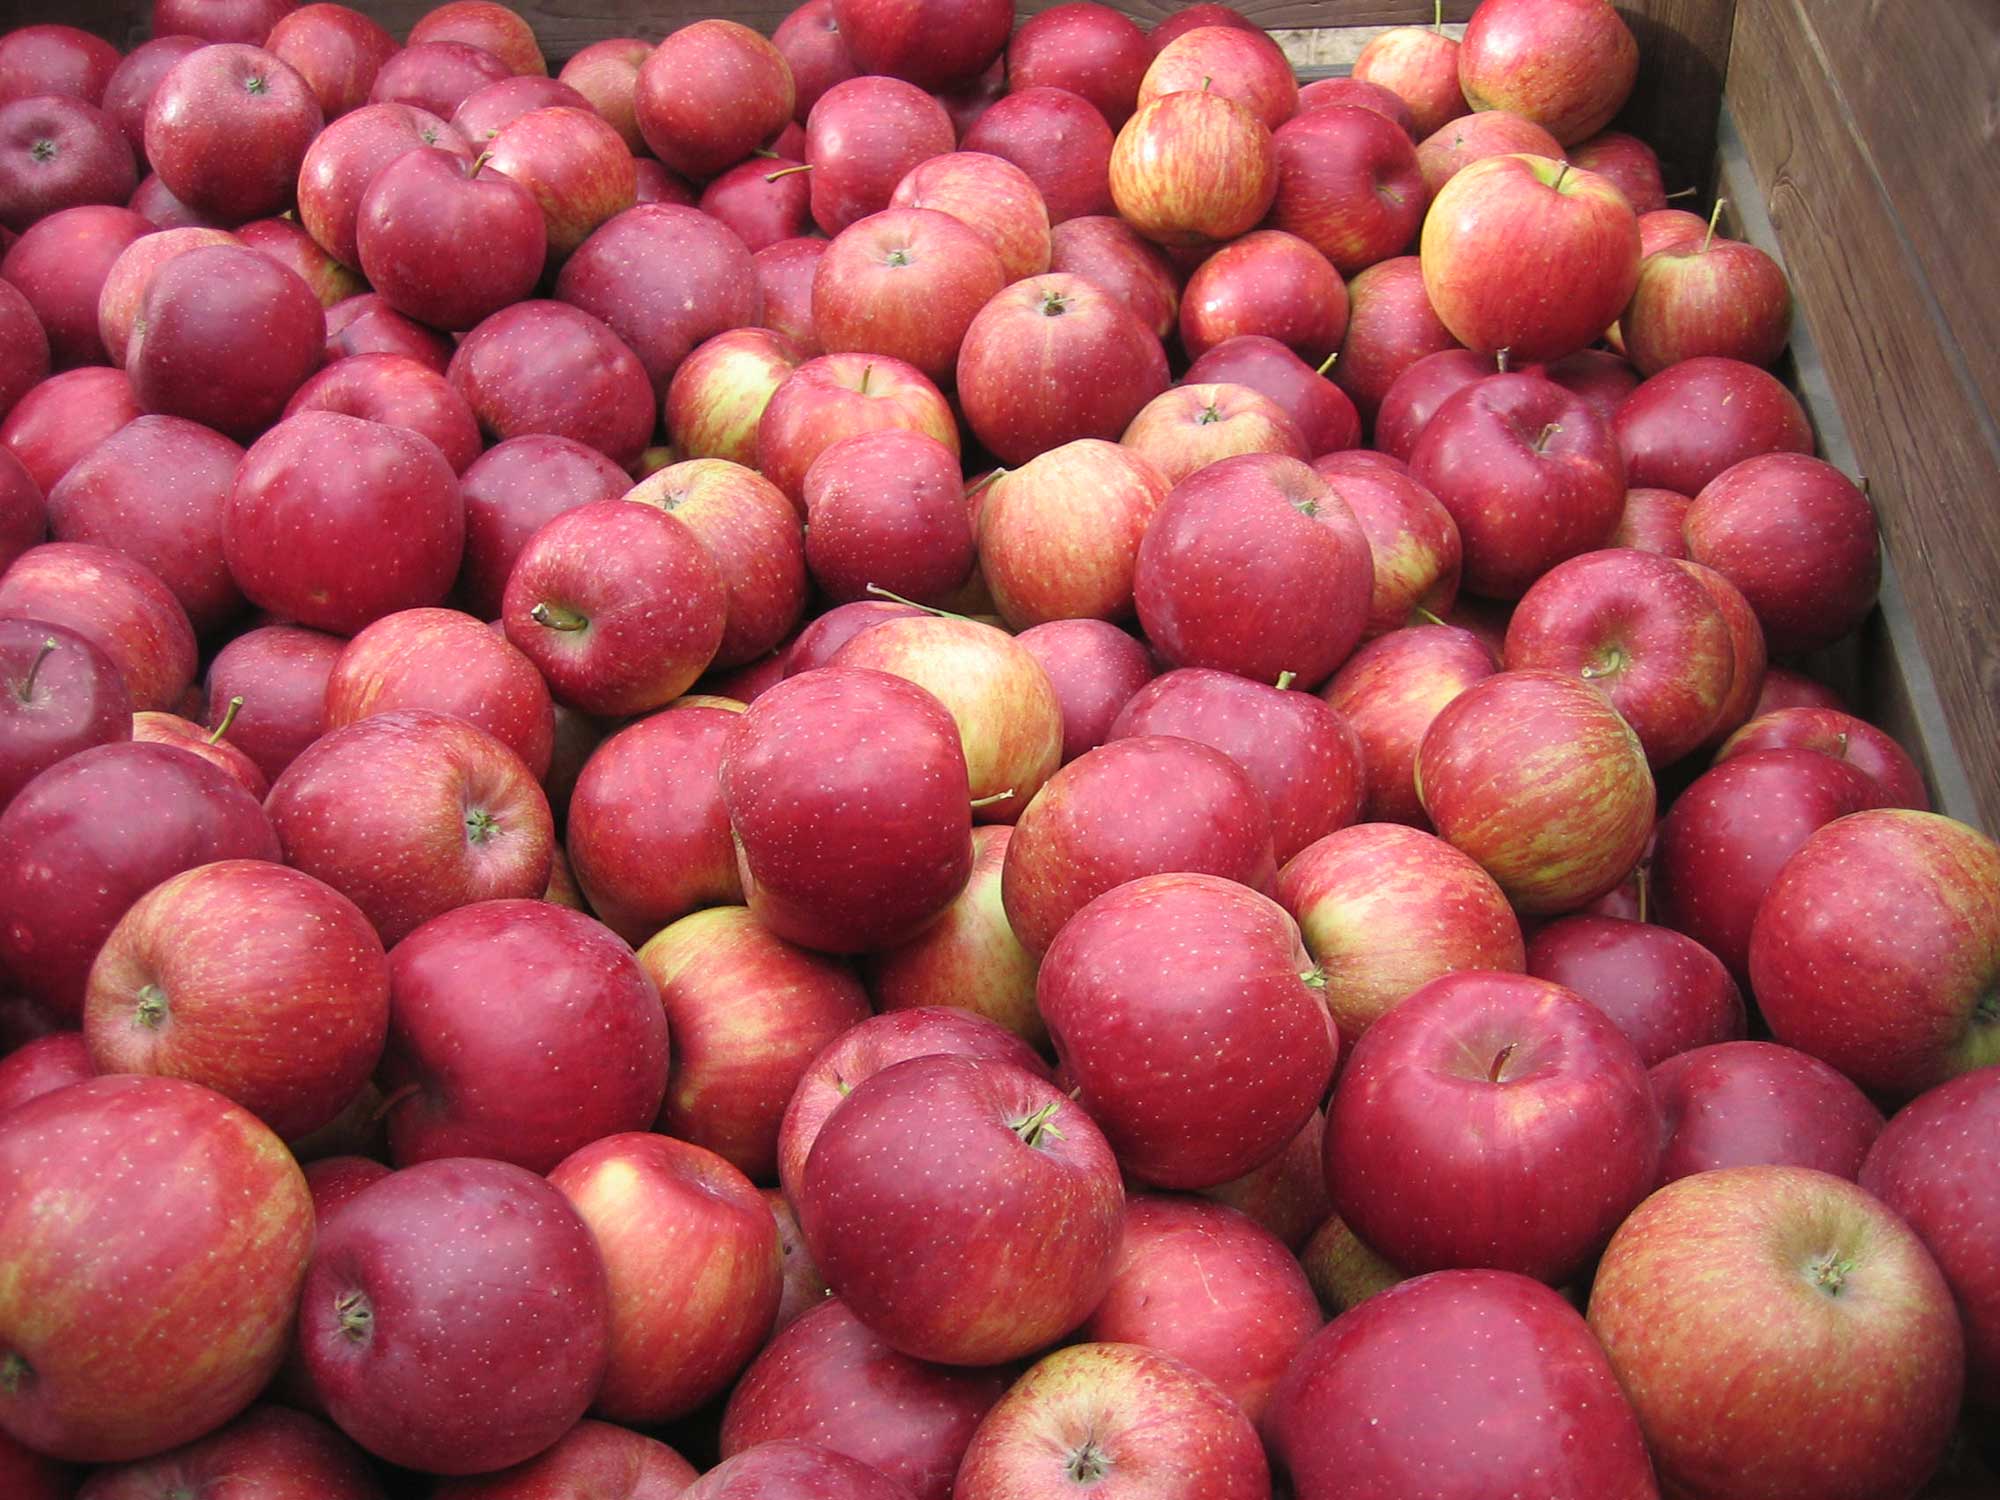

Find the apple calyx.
xmin=886 ymin=247 xmax=912 ymax=269
xmin=244 ymin=74 xmax=270 ymax=96
xmin=1301 ymin=965 xmax=1328 ymax=990
xmin=1702 ymin=197 xmax=1725 ymax=254
xmin=1487 ymin=1042 xmax=1519 ymax=1083
xmin=1039 ymin=289 xmax=1070 ymax=319
xmin=14 ymin=636 xmax=59 ymax=701
xmin=208 ymin=695 xmax=245 ymax=746
xmin=0 ymin=1350 xmax=30 ymax=1393
xmin=31 ymin=138 xmax=56 ymax=164
xmin=1805 ymin=1250 xmax=1855 ymax=1297
xmin=1974 ymin=986 xmax=1999 ymax=1028
xmin=1066 ymin=1441 xmax=1113 ymax=1483
xmin=764 ymin=164 xmax=813 ymax=183
xmin=334 ymin=1289 xmax=374 ymax=1344
xmin=1010 ymin=1100 xmax=1065 ymax=1150
xmin=465 ymin=808 xmax=501 ymax=844
xmin=135 ymin=984 xmax=171 ymax=1030
xmin=1196 ymin=402 xmax=1223 ymax=426
xmin=1292 ymin=495 xmax=1320 ymax=518
xmin=530 ymin=601 xmax=588 ymax=632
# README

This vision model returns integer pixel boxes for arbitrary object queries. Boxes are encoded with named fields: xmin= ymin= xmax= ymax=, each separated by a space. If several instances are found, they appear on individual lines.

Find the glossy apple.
xmin=963 ymin=88 xmax=1116 ymax=225
xmin=132 ymin=704 xmax=264 ymax=796
xmin=0 ymin=94 xmax=135 ymax=239
xmin=323 ymin=291 xmax=455 ymax=369
xmin=1567 ymin=129 xmax=1666 ymax=212
xmin=1315 ymin=450 xmax=1460 ymax=633
xmin=1137 ymin=22 xmax=1294 ymax=130
xmin=0 ymin=619 xmax=129 ymax=812
xmin=2 ymin=204 xmax=150 ymax=370
xmin=1269 ymin=105 xmax=1427 ymax=276
xmin=1121 ymin=381 xmax=1307 ymax=484
xmin=0 ymin=542 xmax=195 ymax=715
xmin=1614 ymin=355 xmax=1813 ymax=496
xmin=483 ymin=105 xmax=635 ymax=264
xmin=406 ymin=1 xmax=546 ymax=76
xmin=1 ymin=365 xmax=141 ymax=497
xmin=1715 ymin=706 xmax=1927 ymax=809
xmin=200 ymin=622 xmax=340 ymax=782
xmin=101 ymin=35 xmax=205 ymax=163
xmin=433 ymin=1419 xmax=697 ymax=1500
xmin=449 ymin=75 xmax=591 ymax=144
xmin=454 ymin=434 xmax=629 ymax=618
xmin=0 ymin=278 xmax=47 ymax=425
xmin=557 ymin=37 xmax=652 ymax=150
xmin=1609 ymin=485 xmax=1689 ymax=555
xmin=889 ymin=150 xmax=1051 ymax=285
xmin=1526 ymin=913 xmax=1743 ymax=1067
xmin=1459 ymin=0 xmax=1637 ymax=144
xmin=355 ymin=147 xmax=545 ymax=333
xmin=1414 ymin=110 xmax=1564 ymax=197
xmin=1188 ymin=337 xmax=1360 ymax=458
xmin=700 ymin=155 xmax=813 ymax=252
xmin=1108 ymin=89 xmax=1275 ymax=247
xmin=1331 ymin=255 xmax=1459 ymax=422
xmin=237 ymin=214 xmax=363 ymax=306
xmin=773 ymin=0 xmax=855 ymax=122
xmin=1005 ymin=2 xmax=1147 ymax=127
xmin=1298 ymin=75 xmax=1417 ymax=137
xmin=804 ymin=75 xmax=955 ymax=237
xmin=298 ymin=102 xmax=472 ymax=272
xmin=265 ymin=4 xmax=398 ymax=119
xmin=810 ymin=207 xmax=1004 ymax=387
xmin=686 ymin=1441 xmax=910 ymax=1500
xmin=144 ymin=44 xmax=322 ymax=222
xmin=1652 ymin=1040 xmax=1884 ymax=1185
xmin=1624 ymin=220 xmax=1792 ymax=377
xmin=831 ymin=0 xmax=1007 ymax=92
xmin=757 ymin=351 xmax=958 ymax=508
xmin=1372 ymin=349 xmax=1509 ymax=464
xmin=369 ymin=41 xmax=512 ymax=120
xmin=449 ymin=300 xmax=655 ymax=469
xmin=665 ymin=329 xmax=802 ymax=475
xmin=1756 ymin=664 xmax=1847 ymax=716
xmin=976 ymin=439 xmax=1168 ymax=629
xmin=1352 ymin=21 xmax=1467 ymax=139
xmin=0 ymin=24 xmax=121 ymax=107
xmin=1014 ymin=619 xmax=1154 ymax=764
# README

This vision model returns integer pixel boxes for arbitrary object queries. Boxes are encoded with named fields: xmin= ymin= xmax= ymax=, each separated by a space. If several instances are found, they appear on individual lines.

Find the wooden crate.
xmin=32 ymin=0 xmax=2000 ymax=829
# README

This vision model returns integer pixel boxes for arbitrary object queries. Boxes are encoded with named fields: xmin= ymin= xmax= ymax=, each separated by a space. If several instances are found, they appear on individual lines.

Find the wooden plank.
xmin=1726 ymin=0 xmax=2000 ymax=833
xmin=1611 ymin=0 xmax=1736 ymax=197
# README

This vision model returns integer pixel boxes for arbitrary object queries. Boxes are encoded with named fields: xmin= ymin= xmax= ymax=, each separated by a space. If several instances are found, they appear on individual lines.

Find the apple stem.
xmin=1010 ymin=1099 xmax=1065 ymax=1149
xmin=1414 ymin=607 xmax=1449 ymax=628
xmin=1202 ymin=75 xmax=1213 ymax=91
xmin=135 ymin=984 xmax=169 ymax=1030
xmin=1532 ymin=421 xmax=1562 ymax=453
xmin=468 ymin=150 xmax=493 ymax=180
xmin=1434 ymin=0 xmax=1444 ymax=34
xmin=15 ymin=636 xmax=58 ymax=701
xmin=1487 ymin=1042 xmax=1517 ymax=1083
xmin=530 ymin=601 xmax=587 ymax=632
xmin=1664 ymin=185 xmax=1700 ymax=200
xmin=754 ymin=147 xmax=779 ymax=158
xmin=370 ymin=1082 xmax=422 ymax=1122
xmin=969 ymin=789 xmax=1015 ymax=808
xmin=1316 ymin=350 xmax=1339 ymax=376
xmin=1276 ymin=671 xmax=1296 ymax=691
xmin=965 ymin=467 xmax=1007 ymax=499
xmin=0 ymin=1351 xmax=28 ymax=1393
xmin=764 ymin=164 xmax=814 ymax=183
xmin=1634 ymin=863 xmax=1650 ymax=925
xmin=1551 ymin=163 xmax=1571 ymax=193
xmin=863 ymin=583 xmax=973 ymax=622
xmin=333 ymin=1290 xmax=375 ymax=1344
xmin=1496 ymin=349 xmax=1511 ymax=374
xmin=208 ymin=695 xmax=244 ymax=745
xmin=860 ymin=362 xmax=874 ymax=395
xmin=1702 ymin=198 xmax=1725 ymax=254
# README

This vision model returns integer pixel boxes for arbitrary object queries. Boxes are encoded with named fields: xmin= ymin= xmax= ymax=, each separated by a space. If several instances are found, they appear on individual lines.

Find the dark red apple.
xmin=355 ymin=147 xmax=545 ymax=333
xmin=1138 ymin=22 xmax=1294 ymax=130
xmin=700 ymin=156 xmax=814 ymax=253
xmin=1614 ymin=355 xmax=1813 ymax=496
xmin=144 ymin=44 xmax=321 ymax=222
xmin=130 ymin=703 xmax=266 ymax=798
xmin=1330 ymin=255 xmax=1462 ymax=421
xmin=0 ymin=618 xmax=130 ymax=811
xmin=804 ymin=75 xmax=955 ymax=237
xmin=831 ymin=0 xmax=1008 ymax=92
xmin=0 ymin=542 xmax=196 ymax=713
xmin=448 ymin=300 xmax=654 ymax=469
xmin=687 ymin=1441 xmax=910 ymax=1500
xmin=1298 ymin=75 xmax=1418 ymax=137
xmin=434 ymin=1420 xmax=697 ymax=1500
xmin=1653 ymin=1040 xmax=1885 ymax=1185
xmin=0 ymin=95 xmax=136 ymax=235
xmin=126 ymin=170 xmax=225 ymax=228
xmin=368 ymin=41 xmax=511 ymax=121
xmin=634 ymin=19 xmax=794 ymax=182
xmin=0 ymin=25 xmax=122 ymax=108
xmin=1319 ymin=624 xmax=1497 ymax=825
xmin=757 ymin=350 xmax=959 ymax=508
xmin=963 ymin=87 xmax=1116 ymax=225
xmin=1609 ymin=485 xmax=1689 ymax=555
xmin=1006 ymin=2 xmax=1149 ymax=127
xmin=1 ymin=202 xmax=150 ymax=370
xmin=283 ymin=353 xmax=480 ymax=474
xmin=800 ymin=430 xmax=973 ymax=605
xmin=1 ymin=366 xmax=140 ymax=497
xmin=1373 ymin=348 xmax=1509 ymax=464
xmin=1185 ymin=337 xmax=1359 ymax=458
xmin=1715 ymin=706 xmax=1928 ymax=810
xmin=782 ymin=598 xmax=926 ymax=675
xmin=454 ymin=434 xmax=629 ymax=618
xmin=236 ymin=213 xmax=362 ymax=306
xmin=298 ymin=101 xmax=472 ymax=272
xmin=1179 ymin=230 xmax=1344 ymax=364
xmin=405 ymin=1 xmax=546 ymax=77
xmin=754 ymin=236 xmax=827 ymax=356
xmin=265 ymin=3 xmax=398 ymax=120
xmin=0 ymin=278 xmax=48 ymax=425
xmin=324 ymin=292 xmax=455 ymax=370
xmin=202 ymin=622 xmax=340 ymax=782
xmin=773 ymin=0 xmax=855 ymax=123
xmin=103 ymin=36 xmax=208 ymax=164
xmin=1269 ymin=104 xmax=1427 ymax=276
xmin=1526 ymin=913 xmax=1744 ymax=1067
xmin=1014 ymin=619 xmax=1154 ymax=764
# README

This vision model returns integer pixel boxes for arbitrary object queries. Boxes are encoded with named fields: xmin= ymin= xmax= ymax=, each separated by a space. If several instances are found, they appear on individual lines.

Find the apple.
xmin=1569 ymin=130 xmax=1667 ymax=212
xmin=805 ymin=76 xmax=955 ymax=237
xmin=369 ymin=42 xmax=511 ymax=120
xmin=1352 ymin=20 xmax=1468 ymax=139
xmin=1004 ymin=2 xmax=1147 ymax=128
xmin=130 ymin=704 xmax=266 ymax=798
xmin=1587 ymin=1165 xmax=1963 ymax=1500
xmin=783 ymin=598 xmax=926 ymax=675
xmin=2 ymin=369 xmax=141 ymax=504
xmin=265 ymin=708 xmax=553 ymax=946
xmin=1188 ymin=337 xmax=1360 ymax=458
xmin=888 ymin=152 xmax=1051 ymax=287
xmin=126 ymin=170 xmax=224 ymax=228
xmin=1138 ymin=23 xmax=1296 ymax=131
xmin=1422 ymin=155 xmax=1639 ymax=362
xmin=1715 ymin=706 xmax=1928 ymax=809
xmin=557 ymin=37 xmax=651 ymax=151
xmin=1014 ymin=619 xmax=1154 ymax=764
xmin=1373 ymin=349 xmax=1510 ymax=464
xmin=758 ymin=351 xmax=959 ymax=508
xmin=799 ymin=1053 xmax=1122 ymax=1366
xmin=1414 ymin=110 xmax=1564 ymax=196
xmin=1417 ymin=669 xmax=1654 ymax=914
xmin=1108 ymin=89 xmax=1275 ymax=247
xmin=975 ymin=440 xmax=1167 ymax=629
xmin=265 ymin=4 xmax=398 ymax=120
xmin=0 ymin=24 xmax=121 ymax=107
xmin=963 ymin=88 xmax=1116 ymax=225
xmin=1861 ymin=1067 xmax=2000 ymax=1409
xmin=355 ymin=148 xmax=545 ymax=333
xmin=298 ymin=102 xmax=473 ymax=273
xmin=957 ymin=272 xmax=1169 ymax=467
xmin=144 ymin=44 xmax=322 ymax=222
xmin=1271 ymin=1269 xmax=1657 ymax=1498
xmin=700 ymin=156 xmax=813 ymax=252
xmin=811 ymin=208 xmax=1005 ymax=386
xmin=1275 ymin=822 xmax=1525 ymax=1050
xmin=1624 ymin=229 xmax=1791 ymax=377
xmin=153 ymin=0 xmax=298 ymax=46
xmin=0 ymin=1028 xmax=90 ymax=1117
xmin=0 ymin=542 xmax=196 ymax=714
xmin=1525 ymin=912 xmax=1743 ymax=1067
xmin=1609 ymin=485 xmax=1689 ymax=555
xmin=688 ymin=1442 xmax=911 ymax=1499
xmin=299 ymin=1157 xmax=609 ymax=1475
xmin=831 ymin=0 xmax=1007 ymax=92
xmin=406 ymin=1 xmax=546 ymax=76
xmin=434 ymin=1420 xmax=697 ymax=1500
xmin=1314 ymin=450 xmax=1460 ymax=633
xmin=1150 ymin=3 xmax=1258 ymax=48
xmin=755 ymin=237 xmax=827 ymax=355
xmin=720 ymin=1297 xmax=1009 ymax=1500
xmin=1652 ymin=1040 xmax=1885 ymax=1185
xmin=1299 ymin=1211 xmax=1405 ymax=1316
xmin=455 ymin=434 xmax=629 ymax=618
xmin=1459 ymin=0 xmax=1638 ymax=144
xmin=1177 ymin=232 xmax=1343 ymax=365
xmin=449 ymin=75 xmax=591 ymax=144
xmin=1409 ymin=373 xmax=1625 ymax=599
xmin=1121 ymin=382 xmax=1308 ymax=484
xmin=1001 ymin=734 xmax=1276 ymax=957
xmin=636 ymin=905 xmax=870 ymax=1181
xmin=773 ymin=0 xmax=855 ymax=122
xmin=0 ymin=96 xmax=136 ymax=235
xmin=101 ymin=36 xmax=206 ymax=161
xmin=1751 ymin=810 xmax=2000 ymax=1098
xmin=283 ymin=354 xmax=477 ymax=477
xmin=324 ymin=291 xmax=456 ymax=370
xmin=1298 ymin=76 xmax=1418 ymax=137
xmin=1755 ymin=668 xmax=1845 ymax=720
xmin=237 ymin=214 xmax=363 ymax=306
xmin=1547 ymin=347 xmax=1641 ymax=420
xmin=0 ymin=455 xmax=40 ymax=582
xmin=0 ymin=1076 xmax=312 ymax=1462
xmin=665 ymin=329 xmax=802 ymax=475
xmin=0 ymin=278 xmax=48 ymax=423
xmin=483 ymin=105 xmax=634 ymax=264
xmin=1331 ymin=255 xmax=1460 ymax=421
xmin=765 ymin=1188 xmax=832 ymax=1331
xmin=1269 ymin=105 xmax=1428 ymax=277
xmin=0 ymin=620 xmax=129 ymax=811
xmin=448 ymin=300 xmax=655 ymax=469
xmin=2 ymin=202 xmax=151 ymax=370
xmin=1135 ymin=453 xmax=1372 ymax=687
xmin=201 ymin=622 xmax=340 ymax=782
xmin=1614 ymin=354 xmax=1813 ymax=495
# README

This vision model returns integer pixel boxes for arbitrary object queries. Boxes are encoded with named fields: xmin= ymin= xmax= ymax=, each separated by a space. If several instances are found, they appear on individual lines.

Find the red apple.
xmin=1568 ymin=129 xmax=1666 ymax=212
xmin=0 ymin=542 xmax=196 ymax=713
xmin=153 ymin=0 xmax=298 ymax=47
xmin=1269 ymin=104 xmax=1427 ymax=276
xmin=1373 ymin=348 xmax=1509 ymax=464
xmin=700 ymin=156 xmax=813 ymax=252
xmin=299 ymin=1157 xmax=609 ymax=1475
xmin=1322 ymin=606 xmax=1498 ymax=813
xmin=1150 ymin=3 xmax=1257 ymax=49
xmin=2 ymin=202 xmax=151 ymax=370
xmin=1 ymin=366 xmax=140 ymax=497
xmin=755 ymin=236 xmax=827 ymax=355
xmin=449 ymin=75 xmax=590 ymax=144
xmin=484 ymin=105 xmax=635 ymax=264
xmin=1006 ymin=2 xmax=1148 ymax=127
xmin=758 ymin=351 xmax=958 ymax=508
xmin=888 ymin=151 xmax=1050 ymax=286
xmin=811 ymin=207 xmax=1005 ymax=385
xmin=666 ymin=329 xmax=802 ymax=473
xmin=687 ymin=1441 xmax=910 ymax=1500
xmin=773 ymin=0 xmax=856 ymax=123
xmin=783 ymin=598 xmax=926 ymax=675
xmin=636 ymin=905 xmax=870 ymax=1180
xmin=557 ymin=38 xmax=651 ymax=152
xmin=1298 ymin=1211 xmax=1405 ymax=1317
xmin=370 ymin=41 xmax=511 ymax=120
xmin=963 ymin=87 xmax=1116 ymax=225
xmin=831 ymin=0 xmax=1008 ymax=93
xmin=126 ymin=170 xmax=225 ymax=228
xmin=1459 ymin=0 xmax=1637 ymax=145
xmin=355 ymin=148 xmax=545 ymax=333
xmin=1121 ymin=381 xmax=1307 ymax=483
xmin=144 ymin=44 xmax=321 ymax=222
xmin=1315 ymin=450 xmax=1461 ymax=634
xmin=0 ymin=1076 xmax=311 ymax=1462
xmin=797 ymin=431 xmax=972 ymax=606
xmin=1546 ymin=346 xmax=1641 ymax=421
xmin=1414 ymin=110 xmax=1564 ymax=196
xmin=1352 ymin=22 xmax=1468 ymax=139
xmin=1418 ymin=669 xmax=1654 ymax=913
xmin=1330 ymin=254 xmax=1460 ymax=421
xmin=434 ymin=1420 xmax=697 ymax=1500
xmin=324 ymin=291 xmax=455 ymax=370
xmin=1298 ymin=75 xmax=1418 ymax=138
xmin=1108 ymin=89 xmax=1275 ymax=247
xmin=298 ymin=102 xmax=472 ymax=272
xmin=1179 ymin=231 xmax=1344 ymax=363
xmin=0 ymin=25 xmax=121 ymax=108
xmin=1188 ymin=337 xmax=1360 ymax=458
xmin=1275 ymin=822 xmax=1525 ymax=1049
xmin=977 ymin=439 xmax=1167 ymax=628
xmin=720 ymin=1297 xmax=1009 ymax=1500
xmin=265 ymin=4 xmax=398 ymax=120
xmin=407 ymin=1 xmax=545 ymax=77
xmin=1715 ymin=706 xmax=1928 ymax=809
xmin=130 ymin=704 xmax=266 ymax=798
xmin=448 ymin=300 xmax=654 ymax=469
xmin=0 ymin=96 xmax=136 ymax=235
xmin=455 ymin=434 xmax=630 ymax=618
xmin=283 ymin=353 xmax=478 ymax=474
xmin=1014 ymin=619 xmax=1154 ymax=765
xmin=1138 ymin=23 xmax=1295 ymax=131
xmin=1588 ymin=1165 xmax=1963 ymax=1500
xmin=1624 ymin=229 xmax=1792 ymax=376
xmin=1272 ymin=1269 xmax=1656 ymax=1498
xmin=805 ymin=76 xmax=955 ymax=237
xmin=1614 ymin=355 xmax=1813 ymax=496
xmin=200 ymin=622 xmax=339 ymax=782
xmin=265 ymin=708 xmax=553 ymax=946
xmin=1609 ymin=485 xmax=1689 ymax=555
xmin=1526 ymin=911 xmax=1743 ymax=1067
xmin=1653 ymin=1039 xmax=1885 ymax=1185
xmin=101 ymin=37 xmax=206 ymax=164
xmin=0 ymin=618 xmax=129 ymax=813
xmin=236 ymin=214 xmax=363 ymax=306
xmin=0 ymin=278 xmax=48 ymax=424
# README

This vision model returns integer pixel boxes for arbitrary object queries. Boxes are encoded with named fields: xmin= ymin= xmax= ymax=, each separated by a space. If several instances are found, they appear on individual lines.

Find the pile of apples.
xmin=1 ymin=0 xmax=1996 ymax=1494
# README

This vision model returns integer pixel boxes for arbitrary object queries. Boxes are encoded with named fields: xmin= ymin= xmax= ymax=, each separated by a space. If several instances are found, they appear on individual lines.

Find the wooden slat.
xmin=1726 ymin=0 xmax=2000 ymax=833
xmin=1610 ymin=0 xmax=1736 ymax=197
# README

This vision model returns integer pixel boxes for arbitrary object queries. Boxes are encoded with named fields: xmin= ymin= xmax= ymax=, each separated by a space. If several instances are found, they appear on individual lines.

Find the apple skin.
xmin=1134 ymin=453 xmax=1372 ymax=689
xmin=265 ymin=708 xmax=554 ymax=948
xmin=799 ymin=1053 xmax=1124 ymax=1366
xmin=406 ymin=2 xmax=546 ymax=77
xmin=286 ymin=340 xmax=479 ymax=458
xmin=0 ymin=1031 xmax=94 ymax=1117
xmin=805 ymin=76 xmax=956 ymax=237
xmin=1149 ymin=2 xmax=1258 ymax=49
xmin=758 ymin=351 xmax=959 ymax=510
xmin=783 ymin=598 xmax=926 ymax=676
xmin=700 ymin=156 xmax=813 ymax=253
xmin=1 ymin=365 xmax=142 ymax=498
xmin=0 ymin=1075 xmax=312 ymax=1463
xmin=1271 ymin=1269 xmax=1658 ymax=1500
xmin=370 ymin=42 xmax=512 ymax=121
xmin=977 ymin=439 xmax=1169 ymax=629
xmin=1189 ymin=337 xmax=1361 ymax=459
xmin=1409 ymin=373 xmax=1626 ymax=599
xmin=721 ymin=1297 xmax=1009 ymax=1500
xmin=957 ymin=272 xmax=1169 ymax=468
xmin=76 ymin=1402 xmax=381 ymax=1500
xmin=666 ymin=329 xmax=803 ymax=474
xmin=1109 ymin=89 xmax=1276 ymax=248
xmin=1686 ymin=452 xmax=1881 ymax=656
xmin=1276 ymin=823 xmax=1525 ymax=1051
xmin=1751 ymin=810 xmax=2000 ymax=1099
xmin=1652 ymin=1040 xmax=1884 ymax=1186
xmin=434 ymin=1419 xmax=698 ymax=1500
xmin=1589 ymin=1165 xmax=1963 ymax=1500
xmin=0 ymin=92 xmax=135 ymax=242
xmin=200 ymin=622 xmax=340 ymax=783
xmin=237 ymin=215 xmax=363 ymax=306
xmin=449 ymin=76 xmax=591 ymax=145
xmin=1269 ymin=105 xmax=1428 ymax=277
xmin=1417 ymin=669 xmax=1654 ymax=915
xmin=1525 ymin=906 xmax=1743 ymax=1067
xmin=1459 ymin=0 xmax=1637 ymax=145
xmin=126 ymin=171 xmax=224 ymax=229
xmin=324 ymin=292 xmax=455 ymax=371
xmin=1609 ymin=485 xmax=1689 ymax=556
xmin=1299 ymin=1211 xmax=1406 ymax=1318
xmin=687 ymin=1441 xmax=910 ymax=1500
xmin=773 ymin=0 xmax=856 ymax=124
xmin=889 ymin=150 xmax=1051 ymax=286
xmin=1014 ymin=619 xmax=1155 ymax=765
xmin=102 ymin=36 xmax=206 ymax=167
xmin=265 ymin=4 xmax=398 ymax=121
xmin=565 ymin=701 xmax=742 ymax=945
xmin=830 ymin=0 xmax=1008 ymax=93
xmin=355 ymin=148 xmax=545 ymax=334
xmin=1328 ymin=969 xmax=1659 ymax=1282
xmin=1139 ymin=23 xmax=1294 ymax=129
xmin=449 ymin=300 xmax=656 ymax=470
xmin=723 ymin=667 xmax=973 ymax=952
xmin=0 ymin=617 xmax=132 ymax=811
xmin=1315 ymin=450 xmax=1461 ymax=634
xmin=1414 ymin=110 xmax=1565 ymax=197
xmin=0 ymin=24 xmax=121 ymax=108
xmin=754 ymin=237 xmax=827 ymax=355
xmin=480 ymin=105 xmax=635 ymax=267
xmin=1299 ymin=75 xmax=1418 ymax=137
xmin=299 ymin=1157 xmax=610 ymax=1476
xmin=1109 ymin=668 xmax=1363 ymax=864
xmin=1652 ymin=747 xmax=1885 ymax=981
xmin=152 ymin=0 xmax=297 ymax=47
xmin=1568 ymin=129 xmax=1666 ymax=213
xmin=812 ymin=206 xmax=1007 ymax=388
xmin=1756 ymin=664 xmax=1847 ymax=717
xmin=637 ymin=906 xmax=871 ymax=1182
xmin=455 ymin=434 xmax=629 ymax=619
xmin=776 ymin=1005 xmax=1049 ymax=1207
xmin=0 ymin=451 xmax=42 ymax=582
xmin=298 ymin=102 xmax=473 ymax=274
xmin=1041 ymin=872 xmax=1335 ymax=1190
xmin=1373 ymin=348 xmax=1508 ymax=465
xmin=1330 ymin=255 xmax=1459 ymax=425
xmin=126 ymin=709 xmax=257 ymax=801
xmin=1001 ymin=735 xmax=1277 ymax=959
xmin=82 ymin=859 xmax=386 ymax=1140
xmin=144 ymin=44 xmax=322 ymax=223
xmin=1614 ymin=354 xmax=1813 ymax=496
xmin=1 ymin=204 xmax=150 ymax=372
xmin=1199 ymin=1107 xmax=1332 ymax=1253
xmin=557 ymin=37 xmax=651 ymax=150
xmin=965 ymin=89 xmax=1117 ymax=226
xmin=1716 ymin=706 xmax=1928 ymax=809
xmin=1622 ymin=233 xmax=1792 ymax=375
xmin=1006 ymin=2 xmax=1148 ymax=128
xmin=0 ymin=277 xmax=48 ymax=425
xmin=1080 ymin=1196 xmax=1320 ymax=1427
xmin=1352 ymin=23 xmax=1467 ymax=139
